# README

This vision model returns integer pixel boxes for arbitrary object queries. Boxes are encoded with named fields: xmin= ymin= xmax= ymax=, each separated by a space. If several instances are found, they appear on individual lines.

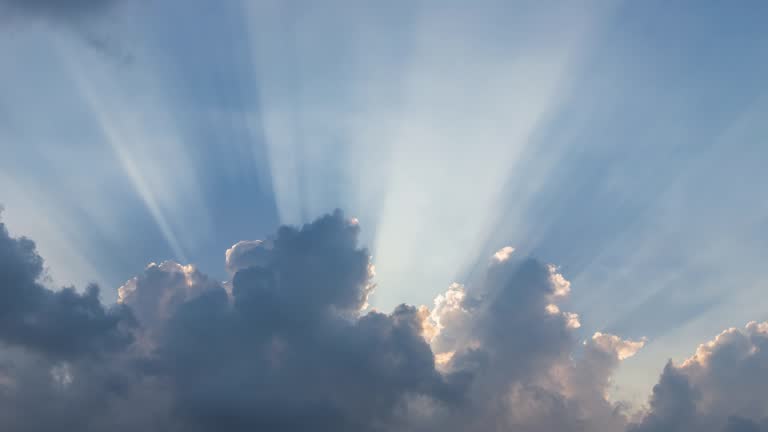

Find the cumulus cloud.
xmin=414 ymin=247 xmax=645 ymax=432
xmin=0 ymin=215 xmax=167 ymax=431
xmin=224 ymin=239 xmax=270 ymax=274
xmin=118 ymin=261 xmax=223 ymax=335
xmin=630 ymin=322 xmax=768 ymax=432
xmin=149 ymin=211 xmax=452 ymax=431
xmin=590 ymin=332 xmax=646 ymax=361
xmin=0 ymin=219 xmax=133 ymax=359
xmin=0 ymin=208 xmax=765 ymax=431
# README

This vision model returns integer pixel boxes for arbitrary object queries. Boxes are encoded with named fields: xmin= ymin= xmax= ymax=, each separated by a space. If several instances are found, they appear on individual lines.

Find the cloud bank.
xmin=0 ymin=209 xmax=765 ymax=431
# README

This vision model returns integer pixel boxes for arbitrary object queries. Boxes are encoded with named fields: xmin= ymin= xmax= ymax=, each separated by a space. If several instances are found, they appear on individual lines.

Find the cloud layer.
xmin=0 ymin=210 xmax=765 ymax=431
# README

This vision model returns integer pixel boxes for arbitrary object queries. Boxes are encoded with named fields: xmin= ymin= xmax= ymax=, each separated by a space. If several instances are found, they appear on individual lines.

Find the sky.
xmin=1 ymin=1 xmax=768 ymax=431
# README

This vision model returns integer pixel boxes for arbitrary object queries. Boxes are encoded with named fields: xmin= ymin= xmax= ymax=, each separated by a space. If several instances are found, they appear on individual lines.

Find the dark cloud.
xmin=628 ymin=362 xmax=701 ymax=432
xmin=0 ymin=346 xmax=175 ymax=431
xmin=0 ymin=219 xmax=133 ymax=359
xmin=150 ymin=210 xmax=455 ymax=431
xmin=0 ymin=217 xmax=151 ymax=431
xmin=0 ymin=208 xmax=765 ymax=431
xmin=723 ymin=417 xmax=767 ymax=432
xmin=231 ymin=211 xmax=375 ymax=316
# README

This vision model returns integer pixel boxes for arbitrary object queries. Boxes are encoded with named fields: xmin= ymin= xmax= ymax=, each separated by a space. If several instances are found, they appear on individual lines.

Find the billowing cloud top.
xmin=224 ymin=240 xmax=268 ymax=274
xmin=0 ymin=219 xmax=133 ymax=360
xmin=629 ymin=322 xmax=768 ymax=432
xmin=0 ymin=210 xmax=765 ymax=431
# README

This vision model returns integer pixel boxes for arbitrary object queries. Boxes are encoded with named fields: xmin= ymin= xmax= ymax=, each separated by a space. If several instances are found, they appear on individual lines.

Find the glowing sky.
xmin=2 ymin=0 xmax=768 ymax=417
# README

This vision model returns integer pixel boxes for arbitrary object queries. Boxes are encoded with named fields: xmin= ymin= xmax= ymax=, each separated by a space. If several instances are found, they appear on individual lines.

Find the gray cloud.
xmin=0 ymin=208 xmax=765 ymax=431
xmin=630 ymin=322 xmax=768 ymax=432
xmin=0 ymin=216 xmax=158 ymax=431
xmin=151 ymin=210 xmax=454 ymax=431
xmin=415 ymin=250 xmax=642 ymax=432
xmin=118 ymin=261 xmax=222 ymax=334
xmin=0 ymin=219 xmax=133 ymax=360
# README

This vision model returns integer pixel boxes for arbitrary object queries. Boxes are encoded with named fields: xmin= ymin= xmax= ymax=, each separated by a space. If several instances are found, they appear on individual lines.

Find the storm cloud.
xmin=0 ymin=209 xmax=766 ymax=431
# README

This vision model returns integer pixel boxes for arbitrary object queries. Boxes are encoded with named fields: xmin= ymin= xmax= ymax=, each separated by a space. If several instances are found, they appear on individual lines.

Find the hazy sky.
xmin=1 ymin=1 xmax=767 ymax=429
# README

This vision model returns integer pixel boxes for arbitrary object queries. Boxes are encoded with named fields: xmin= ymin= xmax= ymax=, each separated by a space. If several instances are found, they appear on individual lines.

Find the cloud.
xmin=0 ymin=218 xmax=133 ymax=360
xmin=629 ymin=322 xmax=768 ymax=432
xmin=117 ymin=261 xmax=222 ymax=334
xmin=224 ymin=240 xmax=269 ymax=274
xmin=415 ymin=247 xmax=644 ymax=432
xmin=0 ymin=215 xmax=158 ymax=431
xmin=590 ymin=332 xmax=646 ymax=361
xmin=0 ymin=208 xmax=765 ymax=431
xmin=150 ymin=210 xmax=456 ymax=431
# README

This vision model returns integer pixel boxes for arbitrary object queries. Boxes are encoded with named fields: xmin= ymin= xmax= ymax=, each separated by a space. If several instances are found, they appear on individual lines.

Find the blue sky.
xmin=2 ymin=0 xmax=768 ymax=416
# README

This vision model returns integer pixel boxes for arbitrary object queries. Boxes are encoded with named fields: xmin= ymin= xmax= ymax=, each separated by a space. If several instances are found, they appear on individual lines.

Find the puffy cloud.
xmin=224 ymin=240 xmax=269 ymax=274
xmin=630 ymin=322 xmax=768 ymax=432
xmin=0 ymin=214 xmax=645 ymax=431
xmin=0 ymin=219 xmax=133 ymax=359
xmin=0 ymin=217 xmax=163 ymax=431
xmin=229 ymin=210 xmax=376 ymax=316
xmin=412 ymin=247 xmax=644 ymax=432
xmin=427 ymin=282 xmax=471 ymax=355
xmin=139 ymin=211 xmax=456 ymax=431
xmin=590 ymin=332 xmax=646 ymax=361
xmin=562 ymin=332 xmax=646 ymax=432
xmin=118 ymin=261 xmax=223 ymax=333
xmin=1 ymin=208 xmax=766 ymax=431
xmin=492 ymin=246 xmax=515 ymax=262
